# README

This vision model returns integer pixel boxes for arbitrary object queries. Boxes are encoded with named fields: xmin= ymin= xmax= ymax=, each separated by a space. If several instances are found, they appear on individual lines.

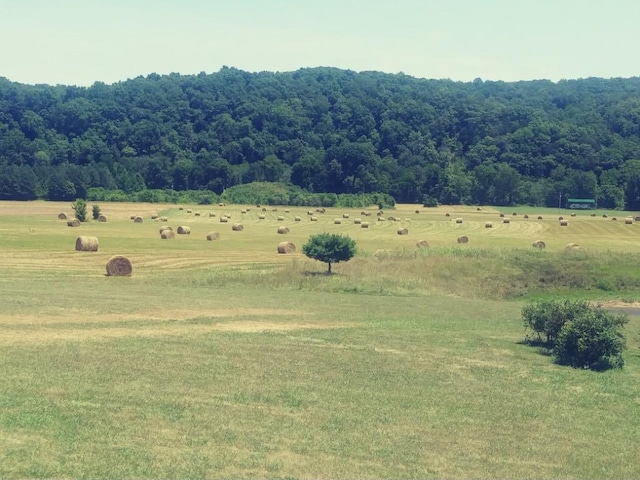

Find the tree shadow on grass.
xmin=516 ymin=338 xmax=554 ymax=357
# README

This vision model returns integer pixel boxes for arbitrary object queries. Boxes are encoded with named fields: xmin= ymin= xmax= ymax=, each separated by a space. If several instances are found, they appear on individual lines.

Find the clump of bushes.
xmin=522 ymin=300 xmax=628 ymax=370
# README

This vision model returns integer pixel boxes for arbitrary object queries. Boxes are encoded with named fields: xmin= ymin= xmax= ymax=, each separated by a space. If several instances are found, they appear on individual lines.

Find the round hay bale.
xmin=485 ymin=222 xmax=493 ymax=228
xmin=161 ymin=230 xmax=175 ymax=239
xmin=625 ymin=218 xmax=633 ymax=224
xmin=106 ymin=256 xmax=132 ymax=277
xmin=277 ymin=226 xmax=290 ymax=234
xmin=457 ymin=235 xmax=469 ymax=244
xmin=58 ymin=212 xmax=68 ymax=220
xmin=570 ymin=213 xmax=576 ymax=217
xmin=634 ymin=216 xmax=640 ymax=221
xmin=360 ymin=211 xmax=367 ymax=216
xmin=560 ymin=220 xmax=568 ymax=226
xmin=342 ymin=213 xmax=350 ymax=219
xmin=377 ymin=211 xmax=384 ymax=217
xmin=415 ymin=209 xmax=420 ymax=214
xmin=503 ymin=218 xmax=510 ymax=224
xmin=532 ymin=240 xmax=546 ymax=249
xmin=397 ymin=228 xmax=409 ymax=235
xmin=151 ymin=214 xmax=158 ymax=219
xmin=565 ymin=243 xmax=581 ymax=251
xmin=524 ymin=214 xmax=529 ymax=219
xmin=177 ymin=226 xmax=191 ymax=235
xmin=130 ymin=215 xmax=136 ymax=220
xmin=262 ymin=207 xmax=267 ymax=212
xmin=232 ymin=223 xmax=244 ymax=231
xmin=241 ymin=209 xmax=246 ymax=214
xmin=178 ymin=207 xmax=184 ymax=210
xmin=277 ymin=241 xmax=296 ymax=254
xmin=186 ymin=209 xmax=192 ymax=214
xmin=134 ymin=216 xmax=143 ymax=223
xmin=219 ymin=203 xmax=226 ymax=207
xmin=159 ymin=225 xmax=173 ymax=234
xmin=209 ymin=212 xmax=216 ymax=217
xmin=361 ymin=222 xmax=370 ymax=228
xmin=98 ymin=214 xmax=108 ymax=222
xmin=334 ymin=219 xmax=342 ymax=224
xmin=220 ymin=217 xmax=228 ymax=223
xmin=455 ymin=218 xmax=463 ymax=224
xmin=612 ymin=217 xmax=617 ymax=221
xmin=245 ymin=208 xmax=251 ymax=212
xmin=277 ymin=216 xmax=285 ymax=221
xmin=591 ymin=213 xmax=597 ymax=217
xmin=284 ymin=209 xmax=290 ymax=213
xmin=445 ymin=213 xmax=450 ymax=217
xmin=206 ymin=231 xmax=220 ymax=241
xmin=307 ymin=210 xmax=314 ymax=215
xmin=377 ymin=217 xmax=385 ymax=222
xmin=476 ymin=207 xmax=481 ymax=211
xmin=67 ymin=218 xmax=80 ymax=227
xmin=194 ymin=212 xmax=201 ymax=216
xmin=294 ymin=216 xmax=301 ymax=221
xmin=354 ymin=218 xmax=362 ymax=224
xmin=365 ymin=212 xmax=371 ymax=216
xmin=416 ymin=240 xmax=429 ymax=248
xmin=160 ymin=216 xmax=168 ymax=222
xmin=311 ymin=216 xmax=318 ymax=221
xmin=602 ymin=214 xmax=608 ymax=218
xmin=499 ymin=213 xmax=505 ymax=218
xmin=272 ymin=208 xmax=278 ymax=212
xmin=225 ymin=214 xmax=232 ymax=219
xmin=537 ymin=215 xmax=543 ymax=220
xmin=259 ymin=214 xmax=266 ymax=219
xmin=512 ymin=212 xmax=517 ymax=216
xmin=558 ymin=216 xmax=564 ymax=221
xmin=75 ymin=236 xmax=99 ymax=252
xmin=387 ymin=216 xmax=396 ymax=221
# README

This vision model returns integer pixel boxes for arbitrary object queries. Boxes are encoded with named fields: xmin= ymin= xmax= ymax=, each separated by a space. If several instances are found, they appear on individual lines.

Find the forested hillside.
xmin=2 ymin=67 xmax=640 ymax=208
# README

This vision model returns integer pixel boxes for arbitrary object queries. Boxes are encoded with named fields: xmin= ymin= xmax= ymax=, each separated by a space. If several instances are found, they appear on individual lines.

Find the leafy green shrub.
xmin=302 ymin=233 xmax=357 ymax=274
xmin=554 ymin=306 xmax=628 ymax=370
xmin=522 ymin=300 xmax=628 ymax=370
xmin=71 ymin=199 xmax=88 ymax=222
xmin=92 ymin=204 xmax=101 ymax=220
xmin=422 ymin=195 xmax=438 ymax=207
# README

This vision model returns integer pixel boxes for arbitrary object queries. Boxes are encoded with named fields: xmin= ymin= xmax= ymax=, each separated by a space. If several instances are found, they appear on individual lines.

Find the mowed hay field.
xmin=0 ymin=200 xmax=640 ymax=479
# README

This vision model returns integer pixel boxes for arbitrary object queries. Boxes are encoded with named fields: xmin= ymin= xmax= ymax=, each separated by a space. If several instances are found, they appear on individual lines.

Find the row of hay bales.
xmin=72 ymin=237 xmax=132 ymax=277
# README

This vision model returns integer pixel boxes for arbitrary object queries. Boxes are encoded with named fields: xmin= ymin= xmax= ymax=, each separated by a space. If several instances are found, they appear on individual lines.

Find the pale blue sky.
xmin=1 ymin=0 xmax=639 ymax=86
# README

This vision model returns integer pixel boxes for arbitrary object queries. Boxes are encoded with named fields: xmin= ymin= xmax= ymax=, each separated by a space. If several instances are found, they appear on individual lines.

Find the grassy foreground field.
xmin=0 ymin=201 xmax=639 ymax=479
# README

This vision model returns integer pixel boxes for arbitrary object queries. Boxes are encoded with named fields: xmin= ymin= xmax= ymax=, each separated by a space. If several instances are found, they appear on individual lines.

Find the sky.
xmin=1 ymin=0 xmax=639 ymax=86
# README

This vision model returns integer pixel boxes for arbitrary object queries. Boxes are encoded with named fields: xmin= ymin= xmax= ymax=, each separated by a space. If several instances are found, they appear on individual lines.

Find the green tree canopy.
xmin=302 ymin=233 xmax=357 ymax=274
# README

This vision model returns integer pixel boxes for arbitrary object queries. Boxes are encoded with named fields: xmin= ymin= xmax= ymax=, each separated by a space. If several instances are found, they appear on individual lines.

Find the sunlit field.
xmin=0 ymin=200 xmax=639 ymax=479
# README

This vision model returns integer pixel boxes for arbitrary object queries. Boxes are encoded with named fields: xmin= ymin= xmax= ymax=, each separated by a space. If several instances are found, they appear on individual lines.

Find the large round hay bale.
xmin=445 ymin=213 xmax=450 ymax=217
xmin=537 ymin=215 xmax=543 ymax=220
xmin=241 ymin=209 xmax=247 ymax=214
xmin=294 ymin=216 xmax=301 ymax=222
xmin=232 ymin=223 xmax=244 ymax=231
xmin=342 ymin=213 xmax=350 ymax=219
xmin=220 ymin=217 xmax=228 ymax=223
xmin=524 ymin=214 xmax=529 ymax=219
xmin=361 ymin=222 xmax=370 ymax=228
xmin=209 ymin=211 xmax=216 ymax=217
xmin=485 ymin=222 xmax=493 ymax=228
xmin=161 ymin=230 xmax=175 ymax=239
xmin=560 ymin=220 xmax=568 ymax=226
xmin=58 ymin=212 xmax=68 ymax=220
xmin=194 ymin=211 xmax=201 ymax=216
xmin=178 ymin=207 xmax=184 ymax=210
xmin=634 ymin=216 xmax=640 ymax=222
xmin=277 ymin=226 xmax=290 ymax=234
xmin=277 ymin=241 xmax=296 ymax=254
xmin=106 ymin=256 xmax=132 ymax=276
xmin=259 ymin=214 xmax=266 ymax=219
xmin=334 ymin=219 xmax=342 ymax=224
xmin=625 ymin=218 xmax=633 ymax=224
xmin=277 ymin=216 xmax=285 ymax=221
xmin=225 ymin=214 xmax=232 ymax=219
xmin=159 ymin=225 xmax=173 ymax=234
xmin=503 ymin=218 xmax=510 ymax=224
xmin=67 ymin=218 xmax=80 ymax=227
xmin=387 ymin=216 xmax=396 ymax=221
xmin=377 ymin=217 xmax=385 ymax=222
xmin=134 ymin=216 xmax=143 ymax=223
xmin=262 ymin=207 xmax=268 ymax=212
xmin=565 ymin=242 xmax=581 ymax=251
xmin=415 ymin=209 xmax=420 ymax=214
xmin=602 ymin=214 xmax=608 ymax=218
xmin=558 ymin=216 xmax=564 ymax=221
xmin=219 ymin=203 xmax=226 ymax=207
xmin=512 ymin=212 xmax=518 ymax=216
xmin=397 ymin=228 xmax=409 ymax=235
xmin=354 ymin=218 xmax=362 ymax=224
xmin=499 ymin=213 xmax=505 ymax=218
xmin=75 ymin=236 xmax=99 ymax=252
xmin=532 ymin=240 xmax=546 ymax=249
xmin=455 ymin=218 xmax=463 ymax=224
xmin=177 ymin=226 xmax=191 ymax=235
xmin=612 ymin=217 xmax=617 ymax=221
xmin=416 ymin=240 xmax=429 ymax=248
xmin=284 ymin=209 xmax=290 ymax=213
xmin=570 ymin=213 xmax=576 ymax=217
xmin=186 ymin=209 xmax=193 ymax=214
xmin=377 ymin=211 xmax=384 ymax=217
xmin=160 ymin=216 xmax=168 ymax=222
xmin=457 ymin=235 xmax=469 ymax=244
xmin=311 ymin=216 xmax=318 ymax=221
xmin=130 ymin=215 xmax=136 ymax=220
xmin=98 ymin=214 xmax=108 ymax=222
xmin=307 ymin=210 xmax=314 ymax=215
xmin=206 ymin=231 xmax=220 ymax=241
xmin=151 ymin=214 xmax=158 ymax=220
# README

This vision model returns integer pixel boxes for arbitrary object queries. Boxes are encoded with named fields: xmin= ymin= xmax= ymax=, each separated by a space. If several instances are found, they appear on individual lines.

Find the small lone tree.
xmin=92 ymin=204 xmax=101 ymax=220
xmin=302 ymin=233 xmax=356 ymax=274
xmin=71 ymin=199 xmax=88 ymax=222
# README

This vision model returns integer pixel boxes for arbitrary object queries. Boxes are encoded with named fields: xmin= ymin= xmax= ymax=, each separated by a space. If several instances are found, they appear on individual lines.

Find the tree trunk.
xmin=327 ymin=262 xmax=332 ymax=274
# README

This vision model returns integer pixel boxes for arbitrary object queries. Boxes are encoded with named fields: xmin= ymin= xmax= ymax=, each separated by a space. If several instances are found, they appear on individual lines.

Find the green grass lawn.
xmin=0 ymin=201 xmax=639 ymax=478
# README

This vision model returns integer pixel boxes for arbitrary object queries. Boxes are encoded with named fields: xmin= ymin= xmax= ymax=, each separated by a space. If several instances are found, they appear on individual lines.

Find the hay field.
xmin=0 ymin=201 xmax=639 ymax=479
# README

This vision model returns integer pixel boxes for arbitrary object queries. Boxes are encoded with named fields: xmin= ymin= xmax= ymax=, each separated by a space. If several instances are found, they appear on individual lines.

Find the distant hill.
xmin=1 ymin=67 xmax=640 ymax=208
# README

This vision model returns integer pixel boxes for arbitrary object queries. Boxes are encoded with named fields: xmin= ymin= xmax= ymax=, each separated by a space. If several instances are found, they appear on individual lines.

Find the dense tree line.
xmin=2 ymin=67 xmax=640 ymax=208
